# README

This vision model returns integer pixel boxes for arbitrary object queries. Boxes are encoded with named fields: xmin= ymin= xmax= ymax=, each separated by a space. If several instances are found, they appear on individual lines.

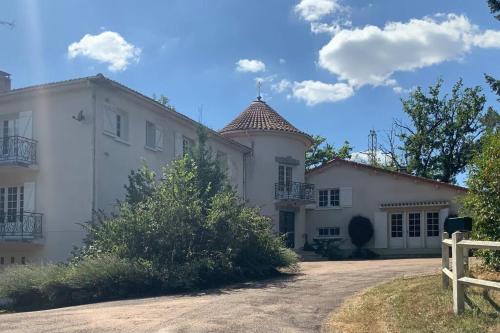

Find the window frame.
xmin=317 ymin=227 xmax=340 ymax=237
xmin=408 ymin=212 xmax=421 ymax=238
xmin=391 ymin=213 xmax=403 ymax=238
xmin=317 ymin=188 xmax=341 ymax=208
xmin=426 ymin=212 xmax=440 ymax=237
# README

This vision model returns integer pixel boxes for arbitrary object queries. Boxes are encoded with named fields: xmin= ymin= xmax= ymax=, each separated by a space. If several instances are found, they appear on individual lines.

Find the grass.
xmin=323 ymin=268 xmax=500 ymax=333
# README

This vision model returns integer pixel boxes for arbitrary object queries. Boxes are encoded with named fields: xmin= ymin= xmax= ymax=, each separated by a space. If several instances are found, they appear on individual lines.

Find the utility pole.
xmin=368 ymin=129 xmax=377 ymax=166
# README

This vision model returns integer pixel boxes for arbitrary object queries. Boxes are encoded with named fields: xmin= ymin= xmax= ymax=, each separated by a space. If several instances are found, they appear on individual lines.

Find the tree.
xmin=152 ymin=93 xmax=175 ymax=110
xmin=79 ymin=128 xmax=297 ymax=289
xmin=383 ymin=79 xmax=496 ymax=183
xmin=305 ymin=135 xmax=352 ymax=170
xmin=462 ymin=132 xmax=500 ymax=269
xmin=486 ymin=1 xmax=500 ymax=101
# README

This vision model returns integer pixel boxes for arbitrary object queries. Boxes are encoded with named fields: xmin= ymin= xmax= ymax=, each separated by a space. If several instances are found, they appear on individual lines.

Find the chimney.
xmin=0 ymin=71 xmax=12 ymax=92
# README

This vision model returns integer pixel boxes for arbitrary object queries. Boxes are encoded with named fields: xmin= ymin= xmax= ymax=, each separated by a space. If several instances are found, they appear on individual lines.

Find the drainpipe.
xmin=90 ymin=80 xmax=97 ymax=215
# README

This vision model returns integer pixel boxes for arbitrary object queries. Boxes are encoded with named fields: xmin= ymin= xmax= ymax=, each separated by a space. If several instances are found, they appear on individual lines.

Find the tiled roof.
xmin=220 ymin=99 xmax=307 ymax=137
xmin=306 ymin=158 xmax=468 ymax=191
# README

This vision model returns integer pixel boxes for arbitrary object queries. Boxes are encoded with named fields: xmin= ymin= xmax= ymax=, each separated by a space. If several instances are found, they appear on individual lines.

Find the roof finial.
xmin=256 ymin=80 xmax=262 ymax=101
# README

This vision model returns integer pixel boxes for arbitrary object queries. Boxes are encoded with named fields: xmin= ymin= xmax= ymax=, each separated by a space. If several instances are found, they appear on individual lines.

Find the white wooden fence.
xmin=441 ymin=231 xmax=500 ymax=314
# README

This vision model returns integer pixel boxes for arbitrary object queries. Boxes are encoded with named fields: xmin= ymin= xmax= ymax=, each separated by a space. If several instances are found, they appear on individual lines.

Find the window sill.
xmin=315 ymin=206 xmax=343 ymax=210
xmin=103 ymin=132 xmax=130 ymax=146
xmin=144 ymin=145 xmax=163 ymax=153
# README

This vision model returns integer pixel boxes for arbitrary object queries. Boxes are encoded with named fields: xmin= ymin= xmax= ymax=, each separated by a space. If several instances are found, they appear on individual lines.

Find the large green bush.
xmin=0 ymin=128 xmax=296 ymax=310
xmin=462 ymin=132 xmax=500 ymax=270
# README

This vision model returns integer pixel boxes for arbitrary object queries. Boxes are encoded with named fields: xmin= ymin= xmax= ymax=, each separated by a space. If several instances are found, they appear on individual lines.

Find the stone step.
xmin=294 ymin=250 xmax=325 ymax=262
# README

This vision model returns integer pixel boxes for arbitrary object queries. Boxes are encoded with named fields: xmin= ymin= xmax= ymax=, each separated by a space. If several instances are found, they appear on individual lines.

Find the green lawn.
xmin=324 ymin=273 xmax=500 ymax=333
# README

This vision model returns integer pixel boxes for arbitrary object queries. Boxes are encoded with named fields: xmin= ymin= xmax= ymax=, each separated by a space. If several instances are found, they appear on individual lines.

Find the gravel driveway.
xmin=0 ymin=258 xmax=440 ymax=333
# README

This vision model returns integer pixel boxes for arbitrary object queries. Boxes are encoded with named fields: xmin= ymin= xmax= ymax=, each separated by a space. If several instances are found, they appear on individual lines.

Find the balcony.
xmin=275 ymin=182 xmax=315 ymax=205
xmin=0 ymin=213 xmax=43 ymax=240
xmin=0 ymin=136 xmax=37 ymax=167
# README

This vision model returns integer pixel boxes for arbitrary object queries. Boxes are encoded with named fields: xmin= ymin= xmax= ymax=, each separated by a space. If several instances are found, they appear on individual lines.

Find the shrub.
xmin=462 ymin=132 xmax=500 ymax=270
xmin=348 ymin=216 xmax=374 ymax=249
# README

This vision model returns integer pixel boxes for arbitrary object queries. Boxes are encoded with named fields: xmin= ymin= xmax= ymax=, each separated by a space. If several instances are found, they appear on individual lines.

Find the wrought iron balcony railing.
xmin=0 ymin=136 xmax=37 ymax=166
xmin=275 ymin=182 xmax=315 ymax=202
xmin=0 ymin=212 xmax=43 ymax=240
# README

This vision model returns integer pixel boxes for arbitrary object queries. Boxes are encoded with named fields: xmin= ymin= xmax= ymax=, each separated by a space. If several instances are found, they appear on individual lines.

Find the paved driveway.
xmin=0 ymin=258 xmax=440 ymax=333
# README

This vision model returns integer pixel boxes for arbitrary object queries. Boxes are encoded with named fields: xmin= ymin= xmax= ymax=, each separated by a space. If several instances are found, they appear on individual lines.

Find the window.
xmin=318 ymin=227 xmax=340 ymax=237
xmin=391 ymin=213 xmax=403 ymax=238
xmin=330 ymin=189 xmax=340 ymax=206
xmin=103 ymin=105 xmax=128 ymax=140
xmin=408 ymin=213 xmax=421 ymax=237
xmin=182 ymin=136 xmax=194 ymax=155
xmin=10 ymin=256 xmax=14 ymax=264
xmin=318 ymin=190 xmax=328 ymax=207
xmin=21 ymin=257 xmax=26 ymax=265
xmin=427 ymin=212 xmax=440 ymax=237
xmin=0 ymin=257 xmax=4 ymax=265
xmin=318 ymin=188 xmax=341 ymax=207
xmin=116 ymin=114 xmax=121 ymax=138
xmin=278 ymin=165 xmax=293 ymax=191
xmin=146 ymin=121 xmax=156 ymax=148
xmin=0 ymin=186 xmax=24 ymax=222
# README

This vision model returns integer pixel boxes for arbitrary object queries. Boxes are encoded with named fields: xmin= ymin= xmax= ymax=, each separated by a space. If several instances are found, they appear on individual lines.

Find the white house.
xmin=0 ymin=72 xmax=466 ymax=264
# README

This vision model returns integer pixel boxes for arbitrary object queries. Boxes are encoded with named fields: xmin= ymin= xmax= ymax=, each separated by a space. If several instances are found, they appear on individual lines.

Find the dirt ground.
xmin=0 ymin=258 xmax=441 ymax=333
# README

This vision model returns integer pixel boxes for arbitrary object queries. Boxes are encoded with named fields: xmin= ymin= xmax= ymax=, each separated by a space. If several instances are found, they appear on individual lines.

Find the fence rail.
xmin=0 ymin=136 xmax=37 ymax=166
xmin=441 ymin=231 xmax=500 ymax=314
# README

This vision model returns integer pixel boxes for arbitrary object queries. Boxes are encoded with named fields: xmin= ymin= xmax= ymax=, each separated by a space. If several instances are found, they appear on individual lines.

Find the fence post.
xmin=452 ymin=231 xmax=465 ymax=314
xmin=463 ymin=232 xmax=469 ymax=272
xmin=442 ymin=232 xmax=449 ymax=289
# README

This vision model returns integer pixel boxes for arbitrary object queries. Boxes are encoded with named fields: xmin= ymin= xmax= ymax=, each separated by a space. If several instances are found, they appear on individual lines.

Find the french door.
xmin=279 ymin=211 xmax=295 ymax=248
xmin=0 ymin=186 xmax=24 ymax=223
xmin=278 ymin=165 xmax=292 ymax=192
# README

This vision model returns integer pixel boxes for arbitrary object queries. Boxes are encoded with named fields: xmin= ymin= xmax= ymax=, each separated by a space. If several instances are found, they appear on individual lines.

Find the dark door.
xmin=279 ymin=211 xmax=295 ymax=248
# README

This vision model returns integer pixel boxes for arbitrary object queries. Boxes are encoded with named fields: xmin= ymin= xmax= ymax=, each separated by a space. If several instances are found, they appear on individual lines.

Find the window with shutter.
xmin=155 ymin=126 xmax=163 ymax=150
xmin=146 ymin=121 xmax=156 ymax=148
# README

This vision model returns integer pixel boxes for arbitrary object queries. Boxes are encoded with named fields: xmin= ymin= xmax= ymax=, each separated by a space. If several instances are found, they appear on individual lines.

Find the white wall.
xmin=305 ymin=162 xmax=465 ymax=253
xmin=0 ymin=83 xmax=95 ymax=263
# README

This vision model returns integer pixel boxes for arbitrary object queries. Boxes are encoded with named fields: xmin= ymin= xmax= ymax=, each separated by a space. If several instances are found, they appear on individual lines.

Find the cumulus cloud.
xmin=318 ymin=14 xmax=500 ymax=87
xmin=235 ymin=59 xmax=266 ymax=73
xmin=68 ymin=31 xmax=141 ymax=71
xmin=271 ymin=79 xmax=292 ymax=93
xmin=295 ymin=0 xmax=344 ymax=22
xmin=292 ymin=80 xmax=354 ymax=105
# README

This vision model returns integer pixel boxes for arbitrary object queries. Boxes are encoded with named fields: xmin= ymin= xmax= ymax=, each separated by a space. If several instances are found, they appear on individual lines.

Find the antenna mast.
xmin=368 ymin=129 xmax=378 ymax=165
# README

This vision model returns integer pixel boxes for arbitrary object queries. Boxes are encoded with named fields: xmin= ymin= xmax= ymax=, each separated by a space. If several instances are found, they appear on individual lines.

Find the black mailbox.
xmin=444 ymin=217 xmax=473 ymax=235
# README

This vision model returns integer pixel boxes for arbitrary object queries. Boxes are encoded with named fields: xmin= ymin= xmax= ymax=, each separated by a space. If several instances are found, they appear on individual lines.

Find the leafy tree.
xmin=152 ymin=93 xmax=175 ymax=110
xmin=305 ymin=135 xmax=352 ymax=170
xmin=124 ymin=166 xmax=156 ymax=206
xmin=488 ymin=0 xmax=500 ymax=20
xmin=462 ymin=132 xmax=500 ymax=270
xmin=383 ymin=79 xmax=496 ymax=183
xmin=79 ymin=128 xmax=296 ymax=289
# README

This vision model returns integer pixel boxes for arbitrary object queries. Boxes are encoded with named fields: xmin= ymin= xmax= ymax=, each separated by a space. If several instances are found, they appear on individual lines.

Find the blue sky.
xmin=1 ymin=0 xmax=499 ymax=159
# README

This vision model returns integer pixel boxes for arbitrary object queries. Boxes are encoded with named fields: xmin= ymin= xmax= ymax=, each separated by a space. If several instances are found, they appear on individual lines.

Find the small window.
xmin=116 ymin=113 xmax=121 ymax=138
xmin=0 ymin=257 xmax=4 ymax=265
xmin=391 ymin=213 xmax=403 ymax=238
xmin=426 ymin=212 xmax=440 ymax=237
xmin=182 ymin=136 xmax=194 ymax=155
xmin=21 ymin=257 xmax=26 ymax=265
xmin=146 ymin=121 xmax=156 ymax=148
xmin=318 ymin=227 xmax=340 ymax=237
xmin=318 ymin=190 xmax=328 ymax=207
xmin=10 ymin=256 xmax=15 ymax=264
xmin=330 ymin=189 xmax=340 ymax=206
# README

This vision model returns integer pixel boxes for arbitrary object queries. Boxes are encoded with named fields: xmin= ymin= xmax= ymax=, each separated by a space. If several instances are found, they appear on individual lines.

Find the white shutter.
xmin=23 ymin=182 xmax=35 ymax=212
xmin=155 ymin=126 xmax=164 ymax=151
xmin=174 ymin=132 xmax=183 ymax=157
xmin=373 ymin=212 xmax=388 ymax=248
xmin=103 ymin=105 xmax=116 ymax=134
xmin=17 ymin=111 xmax=33 ymax=139
xmin=340 ymin=187 xmax=352 ymax=207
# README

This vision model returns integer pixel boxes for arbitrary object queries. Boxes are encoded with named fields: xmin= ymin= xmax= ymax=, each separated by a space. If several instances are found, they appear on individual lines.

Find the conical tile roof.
xmin=220 ymin=99 xmax=305 ymax=135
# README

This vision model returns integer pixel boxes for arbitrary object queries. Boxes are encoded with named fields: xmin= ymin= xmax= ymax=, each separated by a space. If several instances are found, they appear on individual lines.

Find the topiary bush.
xmin=348 ymin=215 xmax=374 ymax=249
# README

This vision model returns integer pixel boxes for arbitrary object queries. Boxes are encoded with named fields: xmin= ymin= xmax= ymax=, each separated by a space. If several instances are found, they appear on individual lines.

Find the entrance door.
xmin=279 ymin=211 xmax=295 ymax=248
xmin=389 ymin=213 xmax=404 ymax=248
xmin=425 ymin=212 xmax=441 ymax=248
xmin=407 ymin=212 xmax=422 ymax=248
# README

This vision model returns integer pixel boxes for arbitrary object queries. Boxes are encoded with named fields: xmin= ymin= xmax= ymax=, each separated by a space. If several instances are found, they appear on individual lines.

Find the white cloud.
xmin=271 ymin=79 xmax=292 ymax=93
xmin=235 ymin=59 xmax=266 ymax=73
xmin=68 ymin=31 xmax=141 ymax=72
xmin=351 ymin=151 xmax=392 ymax=166
xmin=292 ymin=80 xmax=354 ymax=105
xmin=295 ymin=0 xmax=344 ymax=22
xmin=318 ymin=14 xmax=500 ymax=87
xmin=279 ymin=58 xmax=286 ymax=64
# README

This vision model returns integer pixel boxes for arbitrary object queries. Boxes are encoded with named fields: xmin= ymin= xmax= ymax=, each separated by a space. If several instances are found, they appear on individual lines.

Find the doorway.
xmin=279 ymin=211 xmax=295 ymax=248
